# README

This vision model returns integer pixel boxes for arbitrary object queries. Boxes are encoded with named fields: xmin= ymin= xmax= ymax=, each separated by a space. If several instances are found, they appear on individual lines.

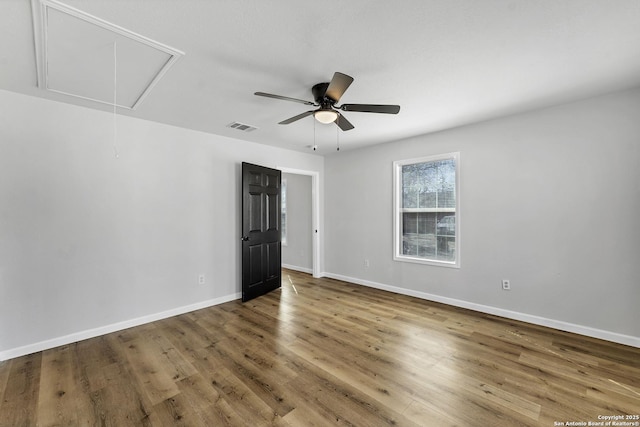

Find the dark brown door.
xmin=241 ymin=162 xmax=282 ymax=302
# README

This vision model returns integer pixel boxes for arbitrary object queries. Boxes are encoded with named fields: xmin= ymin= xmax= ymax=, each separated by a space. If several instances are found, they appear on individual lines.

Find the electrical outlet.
xmin=364 ymin=259 xmax=370 ymax=268
xmin=502 ymin=279 xmax=511 ymax=290
xmin=198 ymin=274 xmax=205 ymax=285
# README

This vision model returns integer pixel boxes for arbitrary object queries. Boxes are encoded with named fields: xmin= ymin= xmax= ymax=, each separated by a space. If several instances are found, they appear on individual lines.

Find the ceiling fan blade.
xmin=255 ymin=92 xmax=315 ymax=106
xmin=279 ymin=110 xmax=315 ymax=125
xmin=325 ymin=72 xmax=354 ymax=103
xmin=335 ymin=113 xmax=354 ymax=131
xmin=339 ymin=104 xmax=400 ymax=114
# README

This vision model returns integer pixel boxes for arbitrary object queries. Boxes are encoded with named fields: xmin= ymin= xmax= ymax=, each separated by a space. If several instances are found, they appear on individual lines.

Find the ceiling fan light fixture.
xmin=314 ymin=109 xmax=338 ymax=124
xmin=256 ymin=71 xmax=399 ymax=132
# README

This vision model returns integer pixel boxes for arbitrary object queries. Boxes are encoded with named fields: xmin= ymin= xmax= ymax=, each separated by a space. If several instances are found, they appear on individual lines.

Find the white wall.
xmin=282 ymin=173 xmax=313 ymax=272
xmin=2 ymin=86 xmax=638 ymax=359
xmin=324 ymin=88 xmax=640 ymax=346
xmin=0 ymin=89 xmax=324 ymax=359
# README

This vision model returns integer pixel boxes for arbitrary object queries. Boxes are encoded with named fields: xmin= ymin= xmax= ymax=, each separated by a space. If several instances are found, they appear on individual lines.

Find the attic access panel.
xmin=32 ymin=0 xmax=184 ymax=109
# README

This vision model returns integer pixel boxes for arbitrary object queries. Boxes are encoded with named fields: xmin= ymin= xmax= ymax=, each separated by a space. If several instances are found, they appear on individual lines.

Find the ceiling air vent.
xmin=227 ymin=122 xmax=258 ymax=132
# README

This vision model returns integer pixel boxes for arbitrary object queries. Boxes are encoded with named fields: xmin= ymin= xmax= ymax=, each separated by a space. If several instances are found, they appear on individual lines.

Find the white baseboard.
xmin=4 ymin=273 xmax=637 ymax=362
xmin=323 ymin=272 xmax=640 ymax=349
xmin=282 ymin=264 xmax=313 ymax=274
xmin=0 ymin=293 xmax=241 ymax=362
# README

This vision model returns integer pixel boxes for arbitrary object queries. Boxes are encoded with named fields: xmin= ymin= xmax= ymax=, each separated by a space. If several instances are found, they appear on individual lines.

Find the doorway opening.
xmin=278 ymin=167 xmax=320 ymax=278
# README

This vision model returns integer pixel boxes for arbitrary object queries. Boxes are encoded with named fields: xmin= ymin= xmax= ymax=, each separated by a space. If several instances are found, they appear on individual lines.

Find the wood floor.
xmin=1 ymin=270 xmax=639 ymax=426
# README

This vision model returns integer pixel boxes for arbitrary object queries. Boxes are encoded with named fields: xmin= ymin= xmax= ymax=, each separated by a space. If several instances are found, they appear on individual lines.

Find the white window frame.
xmin=393 ymin=152 xmax=460 ymax=268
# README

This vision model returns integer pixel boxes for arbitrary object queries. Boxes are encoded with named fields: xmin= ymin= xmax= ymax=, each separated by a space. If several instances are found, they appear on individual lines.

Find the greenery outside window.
xmin=393 ymin=153 xmax=460 ymax=267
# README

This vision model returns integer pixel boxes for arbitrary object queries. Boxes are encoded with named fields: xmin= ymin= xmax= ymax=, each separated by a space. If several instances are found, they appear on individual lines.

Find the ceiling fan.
xmin=255 ymin=72 xmax=400 ymax=131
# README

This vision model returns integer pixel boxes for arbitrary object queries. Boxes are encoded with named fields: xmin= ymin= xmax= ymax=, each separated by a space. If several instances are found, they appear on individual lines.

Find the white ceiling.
xmin=2 ymin=0 xmax=640 ymax=154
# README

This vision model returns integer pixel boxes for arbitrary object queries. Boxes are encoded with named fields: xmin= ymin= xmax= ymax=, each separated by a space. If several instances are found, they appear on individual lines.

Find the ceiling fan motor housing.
xmin=312 ymin=82 xmax=332 ymax=105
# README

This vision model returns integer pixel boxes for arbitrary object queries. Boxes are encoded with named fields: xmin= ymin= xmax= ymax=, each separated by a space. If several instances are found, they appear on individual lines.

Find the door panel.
xmin=242 ymin=162 xmax=282 ymax=302
xmin=266 ymin=193 xmax=279 ymax=231
xmin=248 ymin=170 xmax=262 ymax=185
xmin=248 ymin=245 xmax=263 ymax=284
xmin=249 ymin=192 xmax=263 ymax=232
xmin=266 ymin=241 xmax=280 ymax=278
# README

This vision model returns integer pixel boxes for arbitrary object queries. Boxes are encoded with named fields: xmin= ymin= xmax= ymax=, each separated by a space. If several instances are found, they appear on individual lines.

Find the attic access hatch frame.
xmin=31 ymin=0 xmax=184 ymax=110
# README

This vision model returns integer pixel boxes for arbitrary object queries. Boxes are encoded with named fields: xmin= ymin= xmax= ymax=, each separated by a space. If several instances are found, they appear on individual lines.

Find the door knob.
xmin=241 ymin=236 xmax=250 ymax=241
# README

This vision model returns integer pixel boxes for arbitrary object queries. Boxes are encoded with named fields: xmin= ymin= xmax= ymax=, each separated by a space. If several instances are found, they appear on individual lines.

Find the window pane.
xmin=402 ymin=212 xmax=437 ymax=257
xmin=396 ymin=154 xmax=458 ymax=266
xmin=435 ymin=213 xmax=455 ymax=262
xmin=436 ymin=159 xmax=456 ymax=209
xmin=402 ymin=166 xmax=418 ymax=208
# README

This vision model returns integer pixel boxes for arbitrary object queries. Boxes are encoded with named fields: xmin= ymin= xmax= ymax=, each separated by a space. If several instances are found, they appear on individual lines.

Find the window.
xmin=281 ymin=178 xmax=287 ymax=245
xmin=393 ymin=153 xmax=459 ymax=267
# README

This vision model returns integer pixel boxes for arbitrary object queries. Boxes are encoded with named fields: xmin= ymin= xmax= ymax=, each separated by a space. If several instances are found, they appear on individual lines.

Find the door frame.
xmin=278 ymin=167 xmax=321 ymax=278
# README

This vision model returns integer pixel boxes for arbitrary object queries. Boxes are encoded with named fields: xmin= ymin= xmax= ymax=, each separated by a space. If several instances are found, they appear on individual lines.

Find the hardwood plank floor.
xmin=1 ymin=269 xmax=639 ymax=426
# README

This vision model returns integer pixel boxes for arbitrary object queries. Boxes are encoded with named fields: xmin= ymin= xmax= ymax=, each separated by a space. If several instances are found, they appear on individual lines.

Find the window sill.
xmin=393 ymin=254 xmax=460 ymax=269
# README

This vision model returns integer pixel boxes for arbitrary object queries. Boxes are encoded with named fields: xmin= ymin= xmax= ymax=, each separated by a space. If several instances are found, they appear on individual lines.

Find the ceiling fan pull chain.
xmin=336 ymin=123 xmax=340 ymax=151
